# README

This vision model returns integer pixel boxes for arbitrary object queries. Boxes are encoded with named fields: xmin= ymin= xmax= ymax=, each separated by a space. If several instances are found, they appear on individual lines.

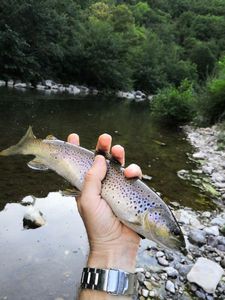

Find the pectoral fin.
xmin=27 ymin=158 xmax=49 ymax=171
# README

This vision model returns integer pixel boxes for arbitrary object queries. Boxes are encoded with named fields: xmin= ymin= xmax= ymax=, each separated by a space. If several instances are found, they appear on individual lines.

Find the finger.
xmin=96 ymin=133 xmax=112 ymax=153
xmin=111 ymin=145 xmax=125 ymax=166
xmin=124 ymin=164 xmax=142 ymax=179
xmin=67 ymin=133 xmax=80 ymax=145
xmin=81 ymin=155 xmax=107 ymax=203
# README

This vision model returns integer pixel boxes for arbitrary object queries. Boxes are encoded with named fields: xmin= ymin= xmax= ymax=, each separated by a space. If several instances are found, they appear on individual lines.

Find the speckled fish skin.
xmin=0 ymin=127 xmax=186 ymax=252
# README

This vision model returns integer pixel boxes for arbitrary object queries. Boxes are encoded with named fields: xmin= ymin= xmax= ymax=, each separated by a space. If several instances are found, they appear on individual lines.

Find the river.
xmin=0 ymin=87 xmax=215 ymax=300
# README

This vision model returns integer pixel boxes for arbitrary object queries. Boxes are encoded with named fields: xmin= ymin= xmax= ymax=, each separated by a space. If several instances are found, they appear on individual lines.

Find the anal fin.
xmin=27 ymin=158 xmax=49 ymax=171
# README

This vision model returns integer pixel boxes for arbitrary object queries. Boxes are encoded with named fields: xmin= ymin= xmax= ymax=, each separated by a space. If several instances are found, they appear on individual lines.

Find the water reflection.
xmin=0 ymin=192 xmax=88 ymax=300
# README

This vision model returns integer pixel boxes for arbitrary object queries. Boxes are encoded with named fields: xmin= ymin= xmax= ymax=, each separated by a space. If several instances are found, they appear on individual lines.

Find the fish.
xmin=0 ymin=127 xmax=186 ymax=253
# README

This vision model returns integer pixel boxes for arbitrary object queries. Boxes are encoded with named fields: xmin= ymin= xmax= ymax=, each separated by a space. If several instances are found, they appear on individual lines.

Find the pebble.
xmin=202 ymin=211 xmax=211 ymax=218
xmin=149 ymin=290 xmax=155 ymax=297
xmin=220 ymin=258 xmax=225 ymax=268
xmin=144 ymin=281 xmax=152 ymax=290
xmin=156 ymin=251 xmax=164 ymax=257
xmin=165 ymin=280 xmax=175 ymax=294
xmin=188 ymin=229 xmax=206 ymax=246
xmin=157 ymin=257 xmax=169 ymax=266
xmin=164 ymin=267 xmax=179 ymax=278
xmin=137 ymin=272 xmax=145 ymax=282
xmin=142 ymin=289 xmax=149 ymax=297
xmin=204 ymin=226 xmax=219 ymax=236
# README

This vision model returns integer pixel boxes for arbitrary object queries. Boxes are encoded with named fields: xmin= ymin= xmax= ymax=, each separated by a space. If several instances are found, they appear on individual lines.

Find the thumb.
xmin=81 ymin=155 xmax=107 ymax=201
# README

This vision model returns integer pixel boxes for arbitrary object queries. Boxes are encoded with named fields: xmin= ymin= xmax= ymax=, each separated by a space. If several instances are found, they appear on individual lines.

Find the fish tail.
xmin=0 ymin=126 xmax=36 ymax=156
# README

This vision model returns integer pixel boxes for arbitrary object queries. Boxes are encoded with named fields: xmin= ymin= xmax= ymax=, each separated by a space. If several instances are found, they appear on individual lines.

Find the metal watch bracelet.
xmin=80 ymin=267 xmax=138 ymax=296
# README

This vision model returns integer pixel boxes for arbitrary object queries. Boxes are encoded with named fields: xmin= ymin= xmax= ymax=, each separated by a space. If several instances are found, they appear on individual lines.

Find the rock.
xmin=135 ymin=267 xmax=145 ymax=273
xmin=178 ymin=264 xmax=193 ymax=276
xmin=207 ymin=235 xmax=218 ymax=247
xmin=195 ymin=290 xmax=206 ymax=299
xmin=21 ymin=195 xmax=36 ymax=206
xmin=174 ymin=210 xmax=191 ymax=225
xmin=144 ymin=281 xmax=152 ymax=290
xmin=156 ymin=251 xmax=164 ymax=258
xmin=23 ymin=206 xmax=45 ymax=229
xmin=149 ymin=290 xmax=155 ymax=297
xmin=187 ymin=257 xmax=224 ymax=294
xmin=217 ymin=236 xmax=225 ymax=246
xmin=202 ymin=211 xmax=211 ymax=218
xmin=202 ymin=165 xmax=214 ymax=175
xmin=177 ymin=169 xmax=190 ymax=180
xmin=188 ymin=229 xmax=206 ymax=246
xmin=204 ymin=226 xmax=219 ymax=236
xmin=193 ymin=151 xmax=206 ymax=159
xmin=211 ymin=216 xmax=225 ymax=227
xmin=157 ymin=257 xmax=169 ymax=266
xmin=145 ymin=271 xmax=151 ymax=279
xmin=164 ymin=267 xmax=178 ymax=278
xmin=137 ymin=272 xmax=145 ymax=283
xmin=141 ymin=288 xmax=149 ymax=297
xmin=165 ymin=280 xmax=175 ymax=294
xmin=216 ymin=244 xmax=225 ymax=251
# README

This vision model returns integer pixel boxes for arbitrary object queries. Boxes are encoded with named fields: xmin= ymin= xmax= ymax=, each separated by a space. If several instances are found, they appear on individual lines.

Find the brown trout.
xmin=0 ymin=127 xmax=186 ymax=252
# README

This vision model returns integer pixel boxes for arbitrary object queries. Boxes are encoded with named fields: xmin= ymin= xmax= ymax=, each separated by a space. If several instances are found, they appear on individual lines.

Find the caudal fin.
xmin=0 ymin=126 xmax=36 ymax=156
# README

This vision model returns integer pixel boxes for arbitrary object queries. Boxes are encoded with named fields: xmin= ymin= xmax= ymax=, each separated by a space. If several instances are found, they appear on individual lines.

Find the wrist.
xmin=87 ymin=242 xmax=139 ymax=273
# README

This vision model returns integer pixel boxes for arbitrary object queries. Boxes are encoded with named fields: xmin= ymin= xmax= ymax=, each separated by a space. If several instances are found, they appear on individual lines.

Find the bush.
xmin=196 ymin=56 xmax=225 ymax=124
xmin=151 ymin=79 xmax=196 ymax=124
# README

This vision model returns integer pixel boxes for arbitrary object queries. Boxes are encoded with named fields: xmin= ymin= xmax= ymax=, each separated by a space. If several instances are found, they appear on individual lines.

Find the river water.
xmin=0 ymin=87 xmax=215 ymax=300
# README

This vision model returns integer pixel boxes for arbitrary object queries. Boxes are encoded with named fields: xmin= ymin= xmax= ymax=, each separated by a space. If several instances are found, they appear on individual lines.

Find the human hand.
xmin=67 ymin=133 xmax=142 ymax=273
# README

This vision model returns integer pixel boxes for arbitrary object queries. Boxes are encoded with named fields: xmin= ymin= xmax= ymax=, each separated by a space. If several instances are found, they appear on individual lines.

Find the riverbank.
xmin=136 ymin=124 xmax=225 ymax=299
xmin=0 ymin=79 xmax=152 ymax=101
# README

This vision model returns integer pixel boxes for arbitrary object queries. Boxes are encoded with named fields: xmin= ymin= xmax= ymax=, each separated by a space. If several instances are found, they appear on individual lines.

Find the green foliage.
xmin=196 ymin=56 xmax=225 ymax=124
xmin=151 ymin=80 xmax=196 ymax=124
xmin=0 ymin=0 xmax=225 ymax=98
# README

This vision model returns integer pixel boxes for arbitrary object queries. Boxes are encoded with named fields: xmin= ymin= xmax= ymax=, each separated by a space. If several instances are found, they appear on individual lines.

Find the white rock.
xmin=193 ymin=151 xmax=206 ymax=159
xmin=149 ymin=290 xmax=155 ymax=297
xmin=156 ymin=251 xmax=164 ymax=257
xmin=204 ymin=226 xmax=219 ymax=236
xmin=14 ymin=82 xmax=27 ymax=88
xmin=23 ymin=206 xmax=45 ymax=227
xmin=0 ymin=80 xmax=6 ymax=86
xmin=202 ymin=211 xmax=211 ymax=218
xmin=187 ymin=257 xmax=224 ymax=294
xmin=165 ymin=280 xmax=175 ymax=294
xmin=135 ymin=267 xmax=145 ymax=273
xmin=141 ymin=288 xmax=149 ymax=297
xmin=157 ymin=257 xmax=169 ymax=266
xmin=211 ymin=216 xmax=225 ymax=227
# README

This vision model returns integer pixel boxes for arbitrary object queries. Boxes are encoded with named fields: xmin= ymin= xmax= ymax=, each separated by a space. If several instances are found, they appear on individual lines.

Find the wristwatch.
xmin=80 ymin=267 xmax=138 ymax=296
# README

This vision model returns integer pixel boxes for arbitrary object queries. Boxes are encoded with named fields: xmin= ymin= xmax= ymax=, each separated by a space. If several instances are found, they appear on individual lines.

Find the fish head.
xmin=143 ymin=207 xmax=186 ymax=254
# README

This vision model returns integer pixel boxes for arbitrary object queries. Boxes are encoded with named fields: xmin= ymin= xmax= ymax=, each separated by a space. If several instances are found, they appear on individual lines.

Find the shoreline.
xmin=0 ymin=79 xmax=153 ymax=101
xmin=137 ymin=125 xmax=225 ymax=299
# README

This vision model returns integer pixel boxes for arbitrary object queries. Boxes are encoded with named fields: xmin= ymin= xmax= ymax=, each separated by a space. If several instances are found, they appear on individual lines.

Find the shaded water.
xmin=0 ymin=87 xmax=216 ymax=300
xmin=0 ymin=87 xmax=214 ymax=211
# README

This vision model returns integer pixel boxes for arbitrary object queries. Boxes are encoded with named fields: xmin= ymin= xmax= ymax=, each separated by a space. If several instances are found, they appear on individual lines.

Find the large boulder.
xmin=187 ymin=257 xmax=224 ymax=294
